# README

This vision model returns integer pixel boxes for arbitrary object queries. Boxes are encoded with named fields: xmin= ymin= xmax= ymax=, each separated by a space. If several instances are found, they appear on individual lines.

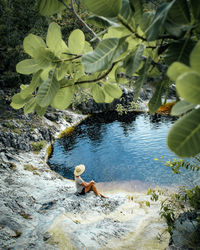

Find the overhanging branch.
xmin=58 ymin=0 xmax=101 ymax=42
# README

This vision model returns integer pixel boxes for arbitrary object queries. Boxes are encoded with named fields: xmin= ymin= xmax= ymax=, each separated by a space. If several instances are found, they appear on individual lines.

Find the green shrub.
xmin=31 ymin=140 xmax=46 ymax=151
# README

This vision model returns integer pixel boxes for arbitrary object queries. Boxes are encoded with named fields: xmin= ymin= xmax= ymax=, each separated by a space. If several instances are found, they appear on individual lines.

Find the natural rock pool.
xmin=48 ymin=111 xmax=197 ymax=189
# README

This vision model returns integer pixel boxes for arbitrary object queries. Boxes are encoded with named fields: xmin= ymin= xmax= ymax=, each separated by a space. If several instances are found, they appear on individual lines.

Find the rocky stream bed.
xmin=0 ymin=88 xmax=198 ymax=249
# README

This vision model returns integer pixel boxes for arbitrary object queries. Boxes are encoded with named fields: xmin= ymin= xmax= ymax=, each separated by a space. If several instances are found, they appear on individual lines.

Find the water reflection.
xmin=48 ymin=111 xmax=197 ymax=188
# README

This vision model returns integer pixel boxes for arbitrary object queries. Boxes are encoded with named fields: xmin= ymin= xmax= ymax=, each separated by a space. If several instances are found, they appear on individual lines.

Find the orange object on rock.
xmin=156 ymin=101 xmax=176 ymax=115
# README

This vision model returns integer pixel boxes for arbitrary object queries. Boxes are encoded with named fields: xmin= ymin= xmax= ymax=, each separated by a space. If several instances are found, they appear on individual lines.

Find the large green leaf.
xmin=82 ymin=38 xmax=119 ymax=73
xmin=37 ymin=0 xmax=70 ymax=16
xmin=171 ymin=100 xmax=196 ymax=116
xmin=34 ymin=48 xmax=55 ymax=68
xmin=23 ymin=34 xmax=46 ymax=58
xmin=10 ymin=93 xmax=32 ymax=110
xmin=167 ymin=0 xmax=190 ymax=24
xmin=176 ymin=72 xmax=200 ymax=104
xmin=83 ymin=0 xmax=122 ymax=18
xmin=103 ymin=82 xmax=122 ymax=99
xmin=120 ymin=0 xmax=132 ymax=21
xmin=56 ymin=62 xmax=70 ymax=81
xmin=167 ymin=62 xmax=194 ymax=81
xmin=91 ymin=84 xmax=106 ymax=103
xmin=134 ymin=57 xmax=152 ymax=101
xmin=24 ymin=98 xmax=37 ymax=114
xmin=21 ymin=71 xmax=42 ymax=99
xmin=164 ymin=20 xmax=187 ymax=38
xmin=87 ymin=15 xmax=118 ymax=28
xmin=52 ymin=86 xmax=75 ymax=109
xmin=35 ymin=105 xmax=47 ymax=116
xmin=167 ymin=108 xmax=200 ymax=157
xmin=125 ymin=43 xmax=145 ymax=76
xmin=68 ymin=29 xmax=85 ymax=55
xmin=36 ymin=72 xmax=59 ymax=107
xmin=164 ymin=39 xmax=196 ymax=66
xmin=140 ymin=11 xmax=154 ymax=32
xmin=16 ymin=59 xmax=41 ymax=75
xmin=190 ymin=0 xmax=200 ymax=21
xmin=129 ymin=0 xmax=143 ymax=25
xmin=148 ymin=81 xmax=165 ymax=114
xmin=146 ymin=1 xmax=175 ymax=41
xmin=190 ymin=41 xmax=200 ymax=73
xmin=46 ymin=22 xmax=64 ymax=55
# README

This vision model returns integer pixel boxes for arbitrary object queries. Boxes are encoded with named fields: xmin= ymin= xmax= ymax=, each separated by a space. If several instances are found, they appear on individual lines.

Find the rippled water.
xmin=49 ymin=111 xmax=198 ymax=188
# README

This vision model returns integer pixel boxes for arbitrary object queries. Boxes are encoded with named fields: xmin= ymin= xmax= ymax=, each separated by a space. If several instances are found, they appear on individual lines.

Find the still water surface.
xmin=49 ymin=112 xmax=197 ymax=188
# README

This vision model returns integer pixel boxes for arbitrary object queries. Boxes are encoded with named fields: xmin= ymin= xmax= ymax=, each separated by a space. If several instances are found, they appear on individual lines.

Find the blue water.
xmin=48 ymin=112 xmax=198 ymax=188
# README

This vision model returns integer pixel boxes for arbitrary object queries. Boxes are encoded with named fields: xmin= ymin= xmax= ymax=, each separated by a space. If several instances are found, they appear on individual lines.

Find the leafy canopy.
xmin=12 ymin=0 xmax=200 ymax=158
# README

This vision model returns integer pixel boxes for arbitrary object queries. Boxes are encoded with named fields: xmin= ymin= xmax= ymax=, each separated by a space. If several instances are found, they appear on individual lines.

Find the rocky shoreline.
xmin=0 ymin=90 xmax=172 ymax=249
xmin=1 ymin=87 xmax=196 ymax=249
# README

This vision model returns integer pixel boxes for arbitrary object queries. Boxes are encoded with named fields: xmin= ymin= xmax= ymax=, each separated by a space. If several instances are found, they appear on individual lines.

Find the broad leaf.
xmin=104 ymin=93 xmax=114 ymax=103
xmin=36 ymin=72 xmax=59 ymax=107
xmin=164 ymin=39 xmax=196 ymax=66
xmin=190 ymin=41 xmax=200 ymax=73
xmin=134 ymin=57 xmax=152 ymax=101
xmin=91 ymin=84 xmax=106 ymax=103
xmin=10 ymin=93 xmax=32 ymax=109
xmin=176 ymin=72 xmax=200 ymax=104
xmin=164 ymin=20 xmax=187 ymax=38
xmin=34 ymin=48 xmax=55 ymax=68
xmin=103 ymin=83 xmax=122 ymax=99
xmin=68 ymin=29 xmax=85 ymax=55
xmin=140 ymin=11 xmax=154 ymax=32
xmin=52 ymin=86 xmax=75 ymax=109
xmin=167 ymin=0 xmax=190 ymax=24
xmin=23 ymin=34 xmax=46 ymax=58
xmin=46 ymin=22 xmax=63 ymax=55
xmin=190 ymin=0 xmax=200 ymax=21
xmin=171 ymin=100 xmax=196 ymax=116
xmin=120 ymin=0 xmax=132 ymax=21
xmin=35 ymin=105 xmax=47 ymax=116
xmin=21 ymin=71 xmax=42 ymax=99
xmin=148 ymin=81 xmax=165 ymax=114
xmin=82 ymin=38 xmax=119 ymax=73
xmin=129 ymin=0 xmax=143 ymax=25
xmin=167 ymin=108 xmax=200 ymax=157
xmin=24 ymin=98 xmax=37 ymax=114
xmin=16 ymin=59 xmax=41 ymax=75
xmin=125 ymin=43 xmax=145 ymax=76
xmin=167 ymin=62 xmax=193 ymax=81
xmin=83 ymin=0 xmax=122 ymax=18
xmin=146 ymin=1 xmax=175 ymax=41
xmin=56 ymin=62 xmax=70 ymax=81
xmin=37 ymin=0 xmax=70 ymax=16
xmin=87 ymin=15 xmax=117 ymax=28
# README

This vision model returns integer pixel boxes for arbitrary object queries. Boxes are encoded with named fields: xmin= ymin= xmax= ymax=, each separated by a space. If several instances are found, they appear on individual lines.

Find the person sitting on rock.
xmin=74 ymin=164 xmax=106 ymax=198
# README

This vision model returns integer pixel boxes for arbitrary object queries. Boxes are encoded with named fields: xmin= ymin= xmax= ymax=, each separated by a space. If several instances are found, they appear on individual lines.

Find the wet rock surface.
xmin=0 ymin=89 xmax=181 ymax=249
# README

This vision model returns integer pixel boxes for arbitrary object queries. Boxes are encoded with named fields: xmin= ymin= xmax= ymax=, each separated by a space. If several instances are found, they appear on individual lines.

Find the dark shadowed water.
xmin=48 ymin=112 xmax=198 ymax=189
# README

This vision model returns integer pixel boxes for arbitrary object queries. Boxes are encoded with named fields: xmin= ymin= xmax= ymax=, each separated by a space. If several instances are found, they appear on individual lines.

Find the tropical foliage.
xmin=11 ymin=0 xmax=200 ymax=158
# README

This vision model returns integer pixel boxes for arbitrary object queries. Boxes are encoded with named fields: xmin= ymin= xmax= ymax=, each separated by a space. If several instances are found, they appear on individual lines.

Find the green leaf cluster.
xmin=167 ymin=41 xmax=200 ymax=157
xmin=12 ymin=0 xmax=200 ymax=158
xmin=12 ymin=22 xmax=88 ymax=114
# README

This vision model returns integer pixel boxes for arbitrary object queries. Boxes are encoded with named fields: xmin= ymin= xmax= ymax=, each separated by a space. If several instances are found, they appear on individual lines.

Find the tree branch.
xmin=53 ymin=55 xmax=82 ymax=63
xmin=61 ymin=62 xmax=118 ymax=88
xmin=58 ymin=0 xmax=101 ymax=42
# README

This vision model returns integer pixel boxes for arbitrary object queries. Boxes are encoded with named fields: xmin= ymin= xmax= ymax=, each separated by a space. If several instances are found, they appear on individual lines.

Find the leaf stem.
xmin=52 ymin=55 xmax=82 ymax=63
xmin=61 ymin=62 xmax=118 ymax=88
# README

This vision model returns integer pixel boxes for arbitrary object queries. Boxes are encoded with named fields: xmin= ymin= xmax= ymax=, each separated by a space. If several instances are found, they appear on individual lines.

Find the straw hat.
xmin=74 ymin=164 xmax=85 ymax=176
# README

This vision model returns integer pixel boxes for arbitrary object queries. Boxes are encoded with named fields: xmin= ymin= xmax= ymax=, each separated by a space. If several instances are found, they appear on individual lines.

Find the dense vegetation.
xmin=2 ymin=0 xmax=200 ymax=247
xmin=9 ymin=0 xmax=200 ymax=159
